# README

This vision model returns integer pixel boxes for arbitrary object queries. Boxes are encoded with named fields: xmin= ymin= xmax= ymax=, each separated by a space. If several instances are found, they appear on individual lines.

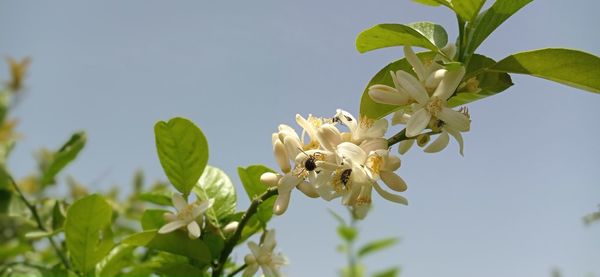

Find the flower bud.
xmin=260 ymin=172 xmax=280 ymax=187
xmin=223 ymin=221 xmax=238 ymax=235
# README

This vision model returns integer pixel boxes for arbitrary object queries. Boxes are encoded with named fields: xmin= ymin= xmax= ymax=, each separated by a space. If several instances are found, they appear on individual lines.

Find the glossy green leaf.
xmin=145 ymin=252 xmax=206 ymax=276
xmin=155 ymin=117 xmax=208 ymax=195
xmin=141 ymin=209 xmax=168 ymax=230
xmin=466 ymin=0 xmax=533 ymax=54
xmin=373 ymin=267 xmax=401 ymax=277
xmin=238 ymin=165 xmax=276 ymax=225
xmin=490 ymin=48 xmax=600 ymax=94
xmin=95 ymin=245 xmax=136 ymax=277
xmin=64 ymin=194 xmax=114 ymax=275
xmin=447 ymin=54 xmax=513 ymax=107
xmin=360 ymin=52 xmax=436 ymax=119
xmin=193 ymin=165 xmax=236 ymax=229
xmin=357 ymin=237 xmax=399 ymax=257
xmin=123 ymin=229 xmax=212 ymax=264
xmin=40 ymin=132 xmax=86 ymax=186
xmin=451 ymin=0 xmax=486 ymax=22
xmin=356 ymin=23 xmax=447 ymax=54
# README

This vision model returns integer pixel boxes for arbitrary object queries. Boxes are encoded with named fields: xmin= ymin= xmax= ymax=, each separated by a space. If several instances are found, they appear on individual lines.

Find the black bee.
xmin=340 ymin=169 xmax=352 ymax=188
xmin=294 ymin=148 xmax=325 ymax=177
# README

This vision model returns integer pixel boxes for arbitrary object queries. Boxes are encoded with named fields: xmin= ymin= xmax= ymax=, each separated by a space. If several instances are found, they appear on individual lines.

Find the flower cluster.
xmin=369 ymin=45 xmax=472 ymax=155
xmin=261 ymin=110 xmax=408 ymax=219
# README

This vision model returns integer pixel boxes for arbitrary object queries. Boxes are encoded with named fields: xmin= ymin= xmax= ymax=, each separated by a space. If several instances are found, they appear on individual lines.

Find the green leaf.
xmin=360 ymin=52 xmax=436 ymax=119
xmin=123 ymin=230 xmax=212 ymax=264
xmin=145 ymin=252 xmax=206 ymax=277
xmin=52 ymin=200 xmax=66 ymax=230
xmin=154 ymin=117 xmax=208 ymax=195
xmin=95 ymin=245 xmax=136 ymax=277
xmin=202 ymin=231 xmax=225 ymax=259
xmin=447 ymin=54 xmax=513 ymax=107
xmin=141 ymin=209 xmax=168 ymax=230
xmin=451 ymin=0 xmax=486 ymax=22
xmin=412 ymin=0 xmax=450 ymax=7
xmin=466 ymin=0 xmax=533 ymax=54
xmin=64 ymin=194 xmax=114 ymax=275
xmin=237 ymin=165 xmax=276 ymax=225
xmin=24 ymin=229 xmax=62 ymax=240
xmin=357 ymin=237 xmax=399 ymax=258
xmin=0 ymin=189 xmax=11 ymax=214
xmin=489 ymin=48 xmax=600 ymax=94
xmin=328 ymin=209 xmax=347 ymax=226
xmin=138 ymin=183 xmax=172 ymax=206
xmin=193 ymin=165 xmax=236 ymax=229
xmin=373 ymin=267 xmax=401 ymax=277
xmin=337 ymin=226 xmax=357 ymax=242
xmin=356 ymin=23 xmax=448 ymax=54
xmin=40 ymin=132 xmax=86 ymax=186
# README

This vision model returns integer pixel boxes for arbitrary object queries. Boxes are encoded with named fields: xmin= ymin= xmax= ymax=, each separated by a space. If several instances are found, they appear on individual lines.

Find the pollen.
xmin=177 ymin=204 xmax=195 ymax=220
xmin=366 ymin=154 xmax=383 ymax=176
xmin=426 ymin=96 xmax=443 ymax=117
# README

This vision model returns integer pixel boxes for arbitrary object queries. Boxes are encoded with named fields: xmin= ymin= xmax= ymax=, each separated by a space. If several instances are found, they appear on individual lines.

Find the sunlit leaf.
xmin=193 ymin=165 xmax=236 ymax=229
xmin=40 ymin=132 xmax=86 ymax=186
xmin=451 ymin=0 xmax=486 ymax=22
xmin=490 ymin=48 xmax=600 ymax=94
xmin=373 ymin=267 xmax=401 ymax=277
xmin=155 ymin=117 xmax=208 ymax=195
xmin=141 ymin=209 xmax=168 ymax=230
xmin=123 ymin=229 xmax=211 ymax=264
xmin=356 ymin=23 xmax=447 ymax=54
xmin=237 ymin=165 xmax=276 ymax=225
xmin=95 ymin=245 xmax=136 ymax=277
xmin=64 ymin=194 xmax=114 ymax=275
xmin=337 ymin=226 xmax=357 ymax=242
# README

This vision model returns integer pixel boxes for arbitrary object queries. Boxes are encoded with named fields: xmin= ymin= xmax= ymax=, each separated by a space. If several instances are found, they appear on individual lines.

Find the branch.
xmin=227 ymin=263 xmax=248 ymax=277
xmin=212 ymin=187 xmax=279 ymax=277
xmin=6 ymin=174 xmax=71 ymax=270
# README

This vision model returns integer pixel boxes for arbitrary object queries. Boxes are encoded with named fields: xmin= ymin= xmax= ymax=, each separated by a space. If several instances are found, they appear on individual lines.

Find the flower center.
xmin=333 ymin=168 xmax=352 ymax=193
xmin=257 ymin=253 xmax=273 ymax=265
xmin=366 ymin=154 xmax=383 ymax=177
xmin=426 ymin=96 xmax=443 ymax=117
xmin=177 ymin=204 xmax=196 ymax=221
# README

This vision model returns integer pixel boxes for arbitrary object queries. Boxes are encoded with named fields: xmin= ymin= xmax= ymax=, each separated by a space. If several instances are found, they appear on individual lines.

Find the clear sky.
xmin=1 ymin=0 xmax=599 ymax=276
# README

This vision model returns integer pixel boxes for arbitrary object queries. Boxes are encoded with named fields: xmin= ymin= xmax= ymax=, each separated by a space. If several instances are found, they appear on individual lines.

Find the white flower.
xmin=333 ymin=109 xmax=388 ymax=144
xmin=159 ymin=193 xmax=213 ymax=239
xmin=400 ymin=66 xmax=468 ymax=137
xmin=260 ymin=171 xmax=319 ymax=216
xmin=243 ymin=230 xmax=288 ymax=277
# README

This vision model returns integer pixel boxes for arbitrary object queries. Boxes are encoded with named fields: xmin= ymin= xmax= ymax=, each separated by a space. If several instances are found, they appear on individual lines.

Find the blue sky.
xmin=1 ymin=0 xmax=599 ymax=276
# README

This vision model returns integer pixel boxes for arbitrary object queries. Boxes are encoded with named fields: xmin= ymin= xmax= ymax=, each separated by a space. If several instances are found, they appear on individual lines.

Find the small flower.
xmin=159 ymin=193 xmax=213 ymax=239
xmin=243 ymin=230 xmax=288 ymax=277
xmin=333 ymin=109 xmax=388 ymax=144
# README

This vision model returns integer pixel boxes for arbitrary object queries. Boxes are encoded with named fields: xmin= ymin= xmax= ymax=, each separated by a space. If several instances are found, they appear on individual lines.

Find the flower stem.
xmin=386 ymin=128 xmax=440 ymax=148
xmin=6 ymin=174 xmax=71 ymax=270
xmin=212 ymin=187 xmax=279 ymax=277
xmin=227 ymin=263 xmax=248 ymax=277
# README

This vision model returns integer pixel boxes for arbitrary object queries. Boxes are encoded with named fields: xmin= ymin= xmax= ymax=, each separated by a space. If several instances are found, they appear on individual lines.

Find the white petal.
xmin=437 ymin=107 xmax=470 ymax=132
xmin=381 ymin=155 xmax=401 ymax=171
xmin=295 ymin=114 xmax=318 ymax=143
xmin=317 ymin=124 xmax=342 ymax=152
xmin=187 ymin=221 xmax=201 ymax=239
xmin=278 ymin=174 xmax=301 ymax=193
xmin=360 ymin=138 xmax=388 ymax=154
xmin=171 ymin=193 xmax=187 ymax=211
xmin=398 ymin=139 xmax=414 ymax=155
xmin=273 ymin=140 xmax=291 ymax=173
xmin=263 ymin=230 xmax=277 ymax=252
xmin=261 ymin=266 xmax=276 ymax=277
xmin=441 ymin=43 xmax=457 ymax=60
xmin=243 ymin=263 xmax=259 ymax=277
xmin=335 ymin=109 xmax=357 ymax=131
xmin=337 ymin=142 xmax=367 ymax=164
xmin=158 ymin=220 xmax=187 ymax=234
xmin=380 ymin=171 xmax=408 ymax=192
xmin=404 ymin=46 xmax=427 ymax=81
xmin=352 ymin=204 xmax=371 ymax=219
xmin=163 ymin=212 xmax=177 ymax=222
xmin=260 ymin=172 xmax=280 ymax=187
xmin=368 ymin=85 xmax=410 ymax=106
xmin=405 ymin=108 xmax=431 ymax=137
xmin=391 ymin=111 xmax=410 ymax=125
xmin=316 ymin=183 xmax=340 ymax=201
xmin=273 ymin=192 xmax=291 ymax=215
xmin=283 ymin=136 xmax=302 ymax=162
xmin=432 ymin=66 xmax=465 ymax=100
xmin=395 ymin=70 xmax=429 ymax=104
xmin=446 ymin=127 xmax=465 ymax=156
xmin=247 ymin=242 xmax=261 ymax=258
xmin=364 ymin=118 xmax=388 ymax=139
xmin=193 ymin=198 xmax=214 ymax=217
xmin=372 ymin=182 xmax=408 ymax=205
xmin=297 ymin=181 xmax=319 ymax=198
xmin=425 ymin=69 xmax=447 ymax=90
xmin=424 ymin=131 xmax=450 ymax=153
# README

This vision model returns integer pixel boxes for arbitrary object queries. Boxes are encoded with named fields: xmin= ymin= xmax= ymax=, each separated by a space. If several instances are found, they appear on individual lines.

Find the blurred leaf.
xmin=24 ymin=229 xmax=62 ymax=240
xmin=202 ymin=231 xmax=225 ymax=259
xmin=154 ymin=117 xmax=209 ymax=196
xmin=0 ymin=189 xmax=11 ymax=213
xmin=141 ymin=209 xmax=168 ymax=230
xmin=328 ymin=209 xmax=347 ymax=226
xmin=237 ymin=165 xmax=276 ymax=225
xmin=337 ymin=226 xmax=357 ymax=242
xmin=145 ymin=252 xmax=206 ymax=277
xmin=40 ymin=132 xmax=86 ymax=186
xmin=51 ymin=200 xmax=66 ymax=230
xmin=133 ymin=170 xmax=144 ymax=193
xmin=64 ymin=194 xmax=114 ymax=275
xmin=0 ymin=241 xmax=32 ymax=260
xmin=358 ymin=237 xmax=399 ymax=258
xmin=490 ymin=48 xmax=600 ymax=93
xmin=356 ymin=23 xmax=447 ymax=54
xmin=412 ymin=0 xmax=449 ymax=7
xmin=447 ymin=54 xmax=513 ymax=107
xmin=138 ymin=191 xmax=171 ymax=206
xmin=123 ymin=229 xmax=212 ymax=264
xmin=342 ymin=264 xmax=365 ymax=277
xmin=95 ymin=244 xmax=136 ymax=277
xmin=193 ymin=165 xmax=236 ymax=229
xmin=373 ymin=267 xmax=400 ymax=277
xmin=466 ymin=0 xmax=533 ymax=54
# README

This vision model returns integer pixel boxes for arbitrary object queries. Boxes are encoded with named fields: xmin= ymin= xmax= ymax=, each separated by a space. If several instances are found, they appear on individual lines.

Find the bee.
xmin=294 ymin=148 xmax=325 ymax=178
xmin=340 ymin=169 xmax=352 ymax=188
